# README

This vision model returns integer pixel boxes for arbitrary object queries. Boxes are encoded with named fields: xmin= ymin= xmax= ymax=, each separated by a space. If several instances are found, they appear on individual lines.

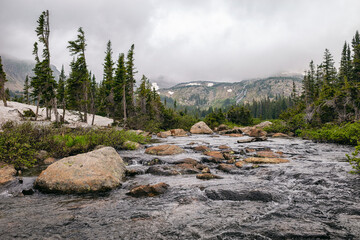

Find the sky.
xmin=1 ymin=0 xmax=360 ymax=88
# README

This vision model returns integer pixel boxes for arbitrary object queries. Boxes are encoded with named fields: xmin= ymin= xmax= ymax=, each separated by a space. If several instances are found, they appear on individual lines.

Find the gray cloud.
xmin=1 ymin=0 xmax=360 ymax=87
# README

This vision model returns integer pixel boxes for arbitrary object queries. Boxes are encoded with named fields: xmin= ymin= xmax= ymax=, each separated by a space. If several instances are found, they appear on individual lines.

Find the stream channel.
xmin=0 ymin=134 xmax=360 ymax=239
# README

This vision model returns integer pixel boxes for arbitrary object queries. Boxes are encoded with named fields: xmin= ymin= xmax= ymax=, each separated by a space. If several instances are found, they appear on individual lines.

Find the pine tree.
xmin=57 ymin=65 xmax=66 ymax=122
xmin=137 ymin=75 xmax=149 ymax=114
xmin=351 ymin=31 xmax=360 ymax=83
xmin=67 ymin=27 xmax=89 ymax=122
xmin=102 ymin=40 xmax=114 ymax=118
xmin=113 ymin=53 xmax=127 ymax=122
xmin=320 ymin=49 xmax=337 ymax=99
xmin=33 ymin=10 xmax=59 ymax=122
xmin=125 ymin=44 xmax=137 ymax=116
xmin=0 ymin=56 xmax=7 ymax=107
xmin=23 ymin=75 xmax=30 ymax=104
xmin=339 ymin=42 xmax=352 ymax=88
xmin=89 ymin=73 xmax=97 ymax=125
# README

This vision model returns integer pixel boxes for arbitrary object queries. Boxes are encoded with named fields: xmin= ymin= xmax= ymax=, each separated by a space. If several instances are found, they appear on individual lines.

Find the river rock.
xmin=219 ymin=127 xmax=243 ymax=135
xmin=256 ymin=150 xmax=279 ymax=158
xmin=170 ymin=129 xmax=187 ymax=137
xmin=173 ymin=158 xmax=198 ymax=165
xmin=44 ymin=157 xmax=56 ymax=165
xmin=249 ymin=128 xmax=267 ymax=138
xmin=272 ymin=133 xmax=290 ymax=138
xmin=237 ymin=137 xmax=255 ymax=143
xmin=255 ymin=121 xmax=273 ymax=129
xmin=217 ymin=163 xmax=236 ymax=173
xmin=224 ymin=133 xmax=244 ymax=137
xmin=123 ymin=141 xmax=142 ymax=150
xmin=235 ymin=161 xmax=244 ymax=168
xmin=196 ymin=173 xmax=223 ymax=180
xmin=218 ymin=145 xmax=230 ymax=150
xmin=217 ymin=124 xmax=230 ymax=131
xmin=35 ymin=147 xmax=126 ymax=193
xmin=244 ymin=157 xmax=289 ymax=164
xmin=190 ymin=121 xmax=213 ymax=134
xmin=0 ymin=164 xmax=16 ymax=185
xmin=145 ymin=144 xmax=185 ymax=155
xmin=157 ymin=131 xmax=171 ymax=138
xmin=204 ymin=151 xmax=224 ymax=159
xmin=127 ymin=182 xmax=169 ymax=197
xmin=194 ymin=145 xmax=210 ymax=152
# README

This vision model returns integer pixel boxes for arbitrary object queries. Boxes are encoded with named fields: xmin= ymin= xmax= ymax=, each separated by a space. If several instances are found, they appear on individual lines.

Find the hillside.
xmin=1 ymin=55 xmax=60 ymax=94
xmin=158 ymin=75 xmax=303 ymax=110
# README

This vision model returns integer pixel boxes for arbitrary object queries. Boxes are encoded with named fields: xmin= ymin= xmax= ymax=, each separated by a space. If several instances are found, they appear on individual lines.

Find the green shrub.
xmin=0 ymin=121 xmax=149 ymax=168
xmin=347 ymin=143 xmax=360 ymax=174
xmin=263 ymin=120 xmax=290 ymax=133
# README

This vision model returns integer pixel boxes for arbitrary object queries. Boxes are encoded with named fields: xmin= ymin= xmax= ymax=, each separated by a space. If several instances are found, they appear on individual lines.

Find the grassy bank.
xmin=0 ymin=121 xmax=149 ymax=169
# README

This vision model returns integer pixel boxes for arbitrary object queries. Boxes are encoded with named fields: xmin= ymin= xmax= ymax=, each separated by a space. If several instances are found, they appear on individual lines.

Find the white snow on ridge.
xmin=227 ymin=89 xmax=233 ymax=93
xmin=168 ymin=91 xmax=174 ymax=95
xmin=186 ymin=83 xmax=201 ymax=86
xmin=207 ymin=83 xmax=214 ymax=87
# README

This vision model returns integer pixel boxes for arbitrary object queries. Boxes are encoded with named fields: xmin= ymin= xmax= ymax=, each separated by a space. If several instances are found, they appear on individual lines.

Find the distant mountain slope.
xmin=1 ymin=55 xmax=60 ymax=93
xmin=158 ymin=75 xmax=303 ymax=109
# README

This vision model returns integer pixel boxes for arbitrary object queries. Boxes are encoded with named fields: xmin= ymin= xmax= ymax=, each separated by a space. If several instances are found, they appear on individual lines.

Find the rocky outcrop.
xmin=190 ymin=121 xmax=213 ymax=134
xmin=35 ymin=147 xmax=126 ymax=193
xmin=244 ymin=157 xmax=289 ymax=164
xmin=0 ymin=164 xmax=16 ymax=185
xmin=145 ymin=145 xmax=185 ymax=155
xmin=127 ymin=183 xmax=169 ymax=197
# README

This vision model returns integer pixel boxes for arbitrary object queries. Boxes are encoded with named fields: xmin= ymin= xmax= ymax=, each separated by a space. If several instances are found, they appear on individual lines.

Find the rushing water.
xmin=0 ymin=135 xmax=359 ymax=239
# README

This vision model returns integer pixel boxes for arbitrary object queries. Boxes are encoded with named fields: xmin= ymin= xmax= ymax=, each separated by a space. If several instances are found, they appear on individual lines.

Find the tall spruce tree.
xmin=23 ymin=75 xmax=30 ymax=104
xmin=33 ymin=10 xmax=59 ymax=122
xmin=125 ymin=44 xmax=137 ymax=116
xmin=351 ymin=31 xmax=360 ymax=83
xmin=67 ymin=27 xmax=89 ymax=122
xmin=57 ymin=65 xmax=66 ymax=122
xmin=320 ymin=49 xmax=337 ymax=99
xmin=113 ymin=53 xmax=127 ymax=122
xmin=102 ymin=40 xmax=114 ymax=118
xmin=90 ymin=73 xmax=97 ymax=125
xmin=0 ymin=56 xmax=7 ymax=107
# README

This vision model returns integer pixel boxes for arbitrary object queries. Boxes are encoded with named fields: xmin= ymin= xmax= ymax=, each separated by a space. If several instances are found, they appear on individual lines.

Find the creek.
xmin=0 ymin=135 xmax=359 ymax=239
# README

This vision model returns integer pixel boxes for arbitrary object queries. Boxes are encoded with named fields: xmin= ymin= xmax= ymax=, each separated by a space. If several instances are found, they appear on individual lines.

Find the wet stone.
xmin=196 ymin=173 xmax=223 ymax=180
xmin=127 ymin=182 xmax=169 ymax=198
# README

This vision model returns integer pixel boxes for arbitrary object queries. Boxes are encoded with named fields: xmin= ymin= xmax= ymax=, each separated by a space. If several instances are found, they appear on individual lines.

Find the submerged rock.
xmin=244 ymin=157 xmax=289 ymax=164
xmin=0 ymin=164 xmax=16 ymax=185
xmin=217 ymin=163 xmax=236 ymax=173
xmin=190 ymin=121 xmax=213 ymax=134
xmin=35 ymin=147 xmax=126 ymax=193
xmin=127 ymin=182 xmax=169 ymax=197
xmin=256 ymin=150 xmax=279 ymax=158
xmin=196 ymin=173 xmax=223 ymax=180
xmin=205 ymin=189 xmax=276 ymax=202
xmin=145 ymin=144 xmax=185 ymax=155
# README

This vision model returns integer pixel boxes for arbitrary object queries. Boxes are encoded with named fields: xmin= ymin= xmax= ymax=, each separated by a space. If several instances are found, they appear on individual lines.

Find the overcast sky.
xmin=1 ymin=0 xmax=360 ymax=87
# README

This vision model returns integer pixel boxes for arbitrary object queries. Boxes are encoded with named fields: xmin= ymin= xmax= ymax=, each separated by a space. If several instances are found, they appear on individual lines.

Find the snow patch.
xmin=168 ymin=91 xmax=174 ymax=95
xmin=207 ymin=83 xmax=214 ymax=87
xmin=227 ymin=89 xmax=233 ymax=93
xmin=187 ymin=83 xmax=201 ymax=86
xmin=151 ymin=82 xmax=159 ymax=91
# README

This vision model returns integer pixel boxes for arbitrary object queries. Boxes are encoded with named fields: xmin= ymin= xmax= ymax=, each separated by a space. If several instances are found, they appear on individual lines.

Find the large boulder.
xmin=35 ymin=147 xmax=126 ymax=193
xmin=145 ymin=144 xmax=185 ymax=155
xmin=157 ymin=131 xmax=171 ymax=138
xmin=190 ymin=121 xmax=213 ymax=134
xmin=249 ymin=128 xmax=267 ymax=138
xmin=255 ymin=121 xmax=273 ymax=129
xmin=0 ymin=164 xmax=16 ymax=185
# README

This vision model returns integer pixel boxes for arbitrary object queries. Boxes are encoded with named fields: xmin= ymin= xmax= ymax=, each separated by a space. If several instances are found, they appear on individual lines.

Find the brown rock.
xmin=227 ymin=159 xmax=236 ymax=164
xmin=254 ymin=121 xmax=273 ymax=129
xmin=256 ymin=150 xmax=279 ymax=158
xmin=217 ymin=163 xmax=236 ymax=173
xmin=190 ymin=121 xmax=213 ymax=134
xmin=235 ymin=161 xmax=244 ymax=168
xmin=218 ymin=145 xmax=230 ymax=150
xmin=217 ymin=124 xmax=230 ymax=131
xmin=194 ymin=145 xmax=210 ymax=152
xmin=170 ymin=129 xmax=188 ymax=137
xmin=201 ymin=167 xmax=211 ymax=173
xmin=0 ymin=164 xmax=16 ymax=185
xmin=272 ymin=133 xmax=290 ymax=138
xmin=204 ymin=151 xmax=224 ymax=159
xmin=157 ymin=131 xmax=171 ymax=138
xmin=35 ymin=147 xmax=126 ymax=193
xmin=244 ymin=157 xmax=290 ymax=164
xmin=196 ymin=173 xmax=223 ymax=180
xmin=237 ymin=137 xmax=255 ymax=143
xmin=146 ymin=166 xmax=181 ymax=176
xmin=224 ymin=133 xmax=244 ymax=137
xmin=249 ymin=128 xmax=267 ymax=138
xmin=35 ymin=150 xmax=48 ymax=161
xmin=44 ymin=157 xmax=56 ymax=165
xmin=173 ymin=158 xmax=198 ymax=166
xmin=239 ymin=126 xmax=253 ymax=135
xmin=245 ymin=147 xmax=256 ymax=153
xmin=145 ymin=145 xmax=185 ymax=155
xmin=128 ymin=183 xmax=169 ymax=197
